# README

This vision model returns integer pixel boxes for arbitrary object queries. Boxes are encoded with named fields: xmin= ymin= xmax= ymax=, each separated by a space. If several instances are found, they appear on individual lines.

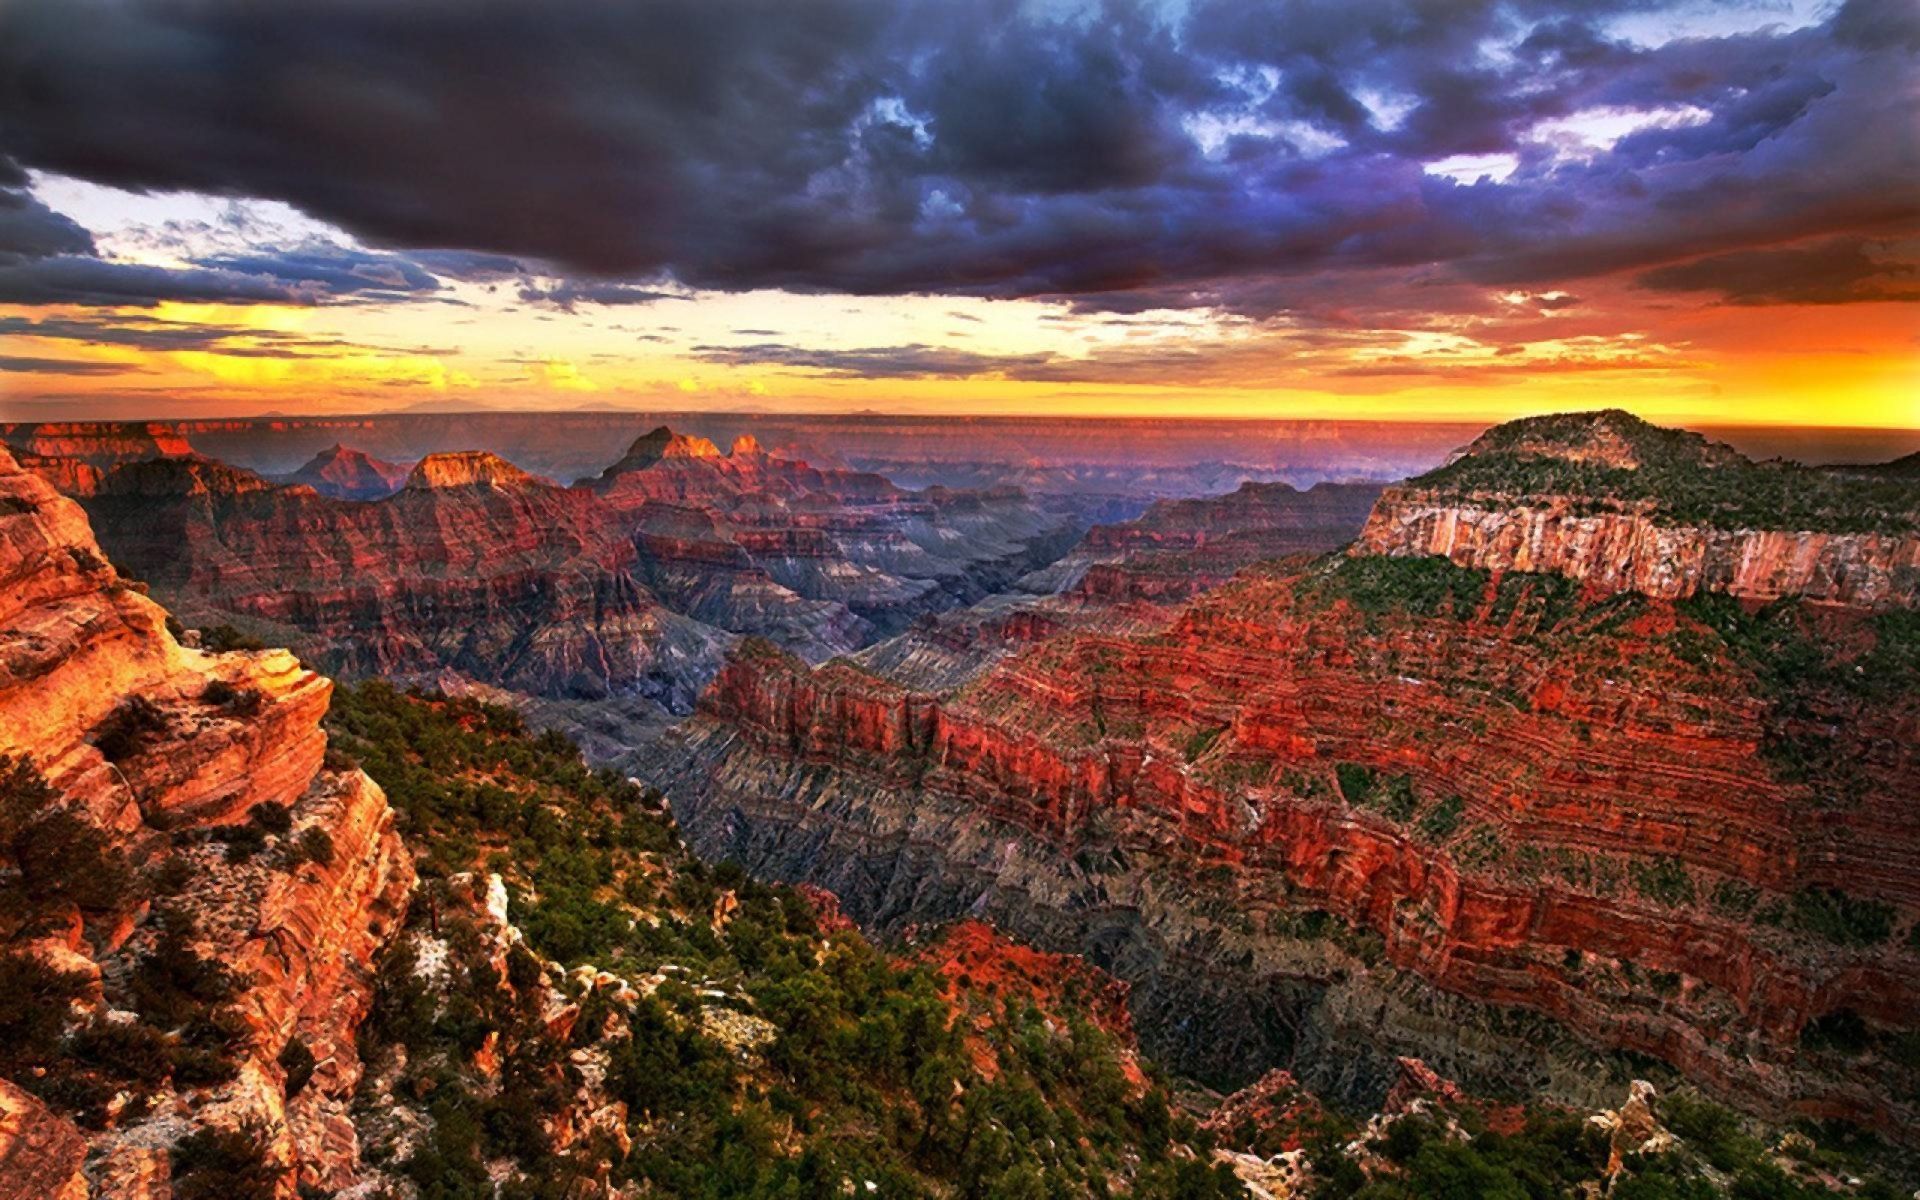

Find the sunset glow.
xmin=1 ymin=0 xmax=1915 ymax=429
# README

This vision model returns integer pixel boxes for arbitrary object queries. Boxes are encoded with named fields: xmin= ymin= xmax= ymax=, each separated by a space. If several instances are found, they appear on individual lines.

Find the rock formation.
xmin=66 ymin=432 xmax=1085 ymax=723
xmin=0 ymin=444 xmax=414 ymax=1196
xmin=402 ymin=448 xmax=544 ymax=490
xmin=78 ymin=450 xmax=732 ymax=713
xmin=1022 ymin=479 xmax=1383 ymax=601
xmin=650 ymin=412 xmax=1920 ymax=1139
xmin=11 ymin=449 xmax=103 ymax=498
xmin=278 ymin=443 xmax=408 ymax=500
xmin=0 ymin=421 xmax=192 ymax=468
xmin=1359 ymin=410 xmax=1920 ymax=608
xmin=586 ymin=426 xmax=1086 ymax=644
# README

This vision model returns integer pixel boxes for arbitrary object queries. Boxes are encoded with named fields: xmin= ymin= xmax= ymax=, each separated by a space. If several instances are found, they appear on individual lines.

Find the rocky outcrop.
xmin=12 ymin=450 xmax=103 ymax=498
xmin=1361 ymin=410 xmax=1920 ymax=608
xmin=403 ymin=449 xmax=543 ymax=490
xmin=0 ymin=444 xmax=415 ymax=1196
xmin=1359 ymin=499 xmax=1920 ymax=608
xmin=0 ymin=421 xmax=192 ymax=468
xmin=79 ymin=451 xmax=731 ymax=713
xmin=0 ymin=1082 xmax=87 ymax=1200
xmin=279 ymin=443 xmax=407 ymax=500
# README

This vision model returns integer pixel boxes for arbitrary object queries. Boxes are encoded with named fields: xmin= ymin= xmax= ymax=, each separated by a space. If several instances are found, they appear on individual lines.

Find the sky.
xmin=0 ymin=0 xmax=1915 ymax=428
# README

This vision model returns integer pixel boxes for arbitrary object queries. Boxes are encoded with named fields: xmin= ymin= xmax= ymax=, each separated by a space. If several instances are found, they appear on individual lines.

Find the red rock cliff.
xmin=664 ymin=550 xmax=1920 ymax=1135
xmin=0 ymin=445 xmax=414 ymax=1197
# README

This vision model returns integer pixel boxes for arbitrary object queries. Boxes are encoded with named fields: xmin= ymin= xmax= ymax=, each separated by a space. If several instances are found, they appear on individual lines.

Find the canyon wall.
xmin=79 ymin=452 xmax=734 ymax=712
xmin=1358 ymin=494 xmax=1920 ymax=608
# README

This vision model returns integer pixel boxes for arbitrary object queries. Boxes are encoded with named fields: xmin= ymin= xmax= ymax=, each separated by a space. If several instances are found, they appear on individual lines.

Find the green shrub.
xmin=171 ymin=1123 xmax=282 ymax=1200
xmin=131 ymin=909 xmax=244 ymax=1028
xmin=1629 ymin=858 xmax=1696 ymax=909
xmin=1418 ymin=795 xmax=1466 ymax=842
xmin=1336 ymin=763 xmax=1377 ymax=806
xmin=294 ymin=826 xmax=335 ymax=867
xmin=92 ymin=696 xmax=168 ymax=762
xmin=278 ymin=1035 xmax=316 ymax=1097
xmin=0 ymin=949 xmax=93 ymax=1068
xmin=1786 ymin=887 xmax=1894 ymax=948
xmin=197 ymin=624 xmax=266 ymax=653
xmin=12 ymin=809 xmax=132 ymax=912
xmin=200 ymin=679 xmax=263 ymax=715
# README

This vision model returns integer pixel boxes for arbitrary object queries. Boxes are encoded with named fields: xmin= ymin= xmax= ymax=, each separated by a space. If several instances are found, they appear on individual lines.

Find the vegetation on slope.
xmin=1412 ymin=411 xmax=1919 ymax=534
xmin=1304 ymin=1093 xmax=1913 ymax=1200
xmin=0 ymin=755 xmax=275 ymax=1133
xmin=327 ymin=681 xmax=1243 ymax=1199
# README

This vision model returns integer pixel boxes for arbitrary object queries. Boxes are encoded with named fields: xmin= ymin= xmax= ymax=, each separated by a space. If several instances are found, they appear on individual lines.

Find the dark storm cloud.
xmin=0 ymin=313 xmax=441 ymax=361
xmin=0 ymin=254 xmax=311 ymax=306
xmin=0 ymin=0 xmax=1914 ymax=315
xmin=0 ymin=354 xmax=131 ymax=375
xmin=1636 ymin=236 xmax=1920 ymax=305
xmin=516 ymin=281 xmax=683 ymax=311
xmin=194 ymin=245 xmax=443 ymax=299
xmin=693 ymin=341 xmax=1059 ymax=379
xmin=0 ymin=188 xmax=96 ymax=262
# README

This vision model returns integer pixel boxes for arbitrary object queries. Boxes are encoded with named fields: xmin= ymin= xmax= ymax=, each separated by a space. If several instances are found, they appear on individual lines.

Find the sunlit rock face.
xmin=0 ymin=444 xmax=414 ymax=1195
xmin=401 ymin=449 xmax=544 ymax=490
xmin=1359 ymin=410 xmax=1920 ymax=609
xmin=650 ymin=413 xmax=1920 ymax=1139
xmin=77 ymin=450 xmax=733 ymax=713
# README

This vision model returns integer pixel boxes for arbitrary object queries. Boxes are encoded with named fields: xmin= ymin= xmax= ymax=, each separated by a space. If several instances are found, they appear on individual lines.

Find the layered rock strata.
xmin=0 ymin=444 xmax=414 ymax=1196
xmin=78 ymin=451 xmax=731 ymax=712
xmin=651 ymin=414 xmax=1920 ymax=1138
xmin=1360 ymin=410 xmax=1920 ymax=608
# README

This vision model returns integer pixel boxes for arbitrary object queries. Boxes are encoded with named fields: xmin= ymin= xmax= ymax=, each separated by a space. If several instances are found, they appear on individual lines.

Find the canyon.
xmin=57 ymin=427 xmax=1089 ymax=721
xmin=650 ymin=412 xmax=1920 ymax=1138
xmin=3 ymin=408 xmax=1916 ymax=1196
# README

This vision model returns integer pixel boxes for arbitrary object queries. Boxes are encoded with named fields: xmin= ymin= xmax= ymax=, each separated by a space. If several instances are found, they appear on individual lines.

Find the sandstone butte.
xmin=278 ymin=443 xmax=409 ymax=501
xmin=652 ymin=411 xmax=1920 ymax=1138
xmin=0 ymin=444 xmax=415 ymax=1195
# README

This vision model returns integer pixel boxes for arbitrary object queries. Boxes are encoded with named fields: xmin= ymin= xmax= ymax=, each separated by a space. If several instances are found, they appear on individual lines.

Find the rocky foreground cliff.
xmin=651 ymin=412 xmax=1920 ymax=1142
xmin=0 ymin=444 xmax=414 ymax=1195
